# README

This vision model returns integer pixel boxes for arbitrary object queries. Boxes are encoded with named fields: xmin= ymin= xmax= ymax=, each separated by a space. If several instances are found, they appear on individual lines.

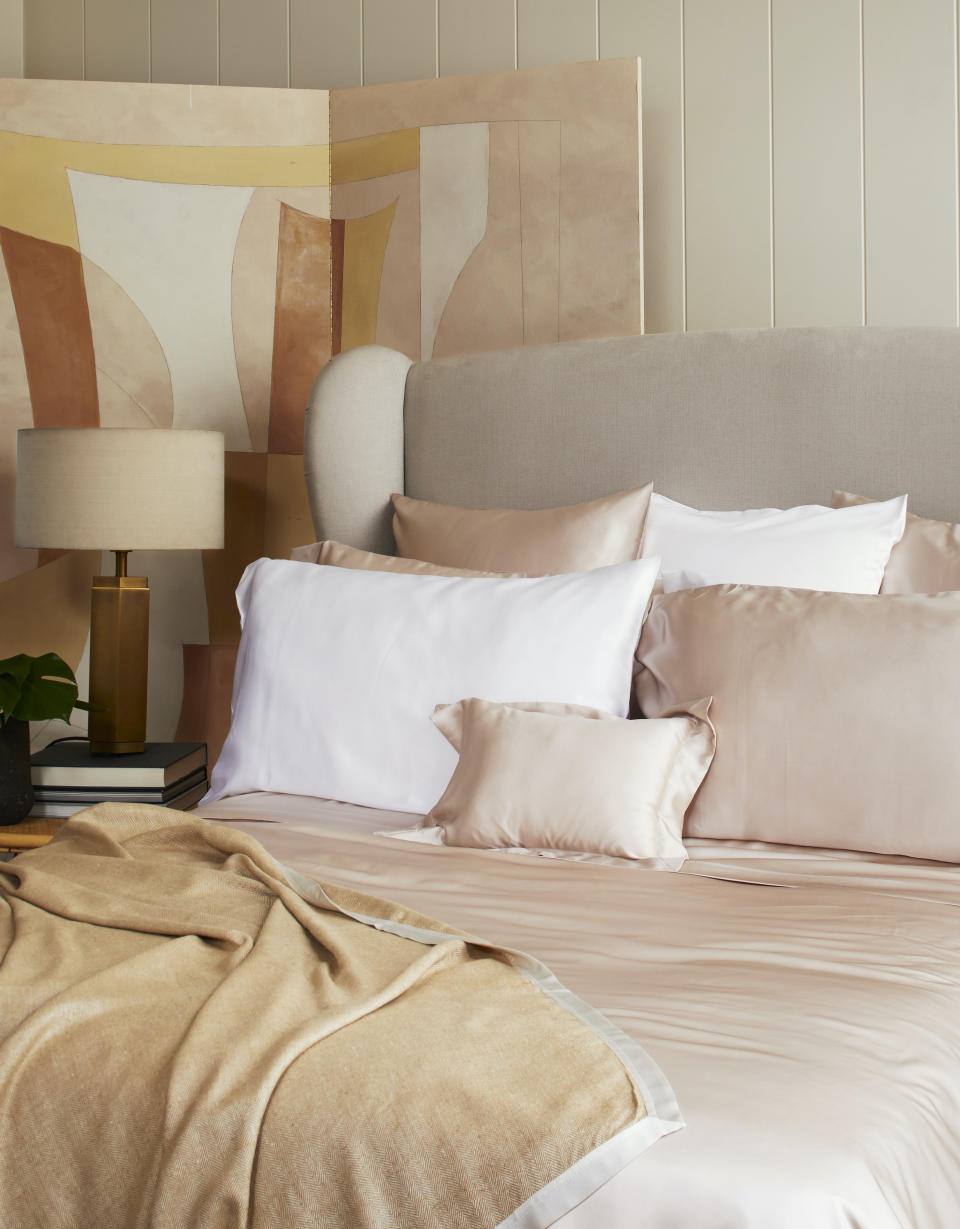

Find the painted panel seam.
xmin=955 ymin=0 xmax=959 ymax=325
xmin=767 ymin=0 xmax=774 ymax=327
xmin=680 ymin=0 xmax=687 ymax=332
xmin=858 ymin=0 xmax=866 ymax=325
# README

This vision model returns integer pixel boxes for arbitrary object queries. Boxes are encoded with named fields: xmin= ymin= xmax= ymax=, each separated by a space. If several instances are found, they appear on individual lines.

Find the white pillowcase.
xmin=642 ymin=493 xmax=907 ymax=593
xmin=204 ymin=555 xmax=660 ymax=814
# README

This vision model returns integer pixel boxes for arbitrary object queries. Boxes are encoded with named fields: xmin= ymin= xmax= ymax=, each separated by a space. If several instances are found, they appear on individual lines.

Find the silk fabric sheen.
xmin=290 ymin=538 xmax=516 ymax=577
xmin=636 ymin=584 xmax=960 ymax=859
xmin=423 ymin=698 xmax=714 ymax=866
xmin=206 ymin=556 xmax=660 ymax=814
xmin=641 ymin=492 xmax=907 ymax=592
xmin=198 ymin=799 xmax=960 ymax=1229
xmin=392 ymin=484 xmax=652 ymax=573
xmin=833 ymin=490 xmax=960 ymax=593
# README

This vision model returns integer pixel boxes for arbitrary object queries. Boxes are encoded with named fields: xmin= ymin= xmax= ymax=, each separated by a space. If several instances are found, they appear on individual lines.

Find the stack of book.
xmin=30 ymin=742 xmax=208 ymax=819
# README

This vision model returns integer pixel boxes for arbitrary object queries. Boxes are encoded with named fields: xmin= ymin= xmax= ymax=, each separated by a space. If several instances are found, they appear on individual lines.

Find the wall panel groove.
xmin=683 ymin=0 xmax=772 ymax=331
xmin=863 ymin=0 xmax=957 ymax=325
xmin=0 ymin=0 xmax=23 ymax=77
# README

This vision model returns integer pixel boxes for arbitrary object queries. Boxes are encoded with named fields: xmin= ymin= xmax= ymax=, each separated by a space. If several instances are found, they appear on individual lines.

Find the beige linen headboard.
xmin=304 ymin=327 xmax=960 ymax=555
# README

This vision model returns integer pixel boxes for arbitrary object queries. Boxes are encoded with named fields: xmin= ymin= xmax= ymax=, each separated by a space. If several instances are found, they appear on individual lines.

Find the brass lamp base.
xmin=88 ymin=563 xmax=149 ymax=755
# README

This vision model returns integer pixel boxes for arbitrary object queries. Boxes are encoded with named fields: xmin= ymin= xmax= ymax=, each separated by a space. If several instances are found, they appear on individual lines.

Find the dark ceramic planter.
xmin=0 ymin=718 xmax=34 ymax=825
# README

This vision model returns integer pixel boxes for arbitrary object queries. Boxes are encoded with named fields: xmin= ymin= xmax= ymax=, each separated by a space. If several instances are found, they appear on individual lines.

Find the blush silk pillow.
xmin=391 ymin=484 xmax=653 ymax=574
xmin=290 ymin=539 xmax=516 ymax=577
xmin=635 ymin=584 xmax=960 ymax=861
xmin=419 ymin=697 xmax=715 ymax=867
xmin=641 ymin=493 xmax=907 ymax=593
xmin=832 ymin=491 xmax=960 ymax=594
xmin=205 ymin=555 xmax=660 ymax=814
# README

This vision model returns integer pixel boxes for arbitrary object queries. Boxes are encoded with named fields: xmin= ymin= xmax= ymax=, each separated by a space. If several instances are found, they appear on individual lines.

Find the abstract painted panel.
xmin=329 ymin=58 xmax=643 ymax=360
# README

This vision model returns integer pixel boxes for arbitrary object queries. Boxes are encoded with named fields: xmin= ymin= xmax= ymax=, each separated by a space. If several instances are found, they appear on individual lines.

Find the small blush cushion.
xmin=425 ymin=697 xmax=716 ymax=867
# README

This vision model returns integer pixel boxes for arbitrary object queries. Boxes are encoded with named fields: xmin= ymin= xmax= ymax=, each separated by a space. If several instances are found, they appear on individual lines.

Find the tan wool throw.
xmin=0 ymin=805 xmax=667 ymax=1229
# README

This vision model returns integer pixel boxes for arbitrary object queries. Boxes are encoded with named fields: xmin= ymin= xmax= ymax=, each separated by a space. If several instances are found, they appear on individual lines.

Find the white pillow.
xmin=642 ymin=493 xmax=907 ymax=593
xmin=204 ymin=555 xmax=660 ymax=814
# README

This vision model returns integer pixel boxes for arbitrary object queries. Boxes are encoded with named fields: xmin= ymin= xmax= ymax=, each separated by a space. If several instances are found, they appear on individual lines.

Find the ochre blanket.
xmin=0 ymin=805 xmax=678 ymax=1228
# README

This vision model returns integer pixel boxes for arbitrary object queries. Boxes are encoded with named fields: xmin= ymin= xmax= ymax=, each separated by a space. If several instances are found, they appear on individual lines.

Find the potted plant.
xmin=0 ymin=653 xmax=91 ymax=824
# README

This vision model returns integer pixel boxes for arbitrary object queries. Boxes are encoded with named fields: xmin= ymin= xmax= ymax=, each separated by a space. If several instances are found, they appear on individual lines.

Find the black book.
xmin=31 ymin=742 xmax=206 ymax=789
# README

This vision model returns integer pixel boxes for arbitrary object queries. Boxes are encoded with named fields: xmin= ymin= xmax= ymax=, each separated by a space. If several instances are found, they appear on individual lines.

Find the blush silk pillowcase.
xmin=205 ymin=556 xmax=660 ymax=814
xmin=391 ymin=484 xmax=653 ymax=573
xmin=412 ymin=698 xmax=715 ymax=868
xmin=832 ymin=491 xmax=960 ymax=593
xmin=290 ymin=539 xmax=518 ymax=577
xmin=635 ymin=584 xmax=960 ymax=861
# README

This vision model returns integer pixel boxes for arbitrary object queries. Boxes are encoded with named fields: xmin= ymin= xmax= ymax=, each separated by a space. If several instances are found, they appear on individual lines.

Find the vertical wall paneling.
xmin=599 ymin=0 xmax=682 ymax=334
xmin=517 ymin=0 xmax=596 ymax=69
xmin=438 ymin=0 xmax=515 ymax=77
xmin=362 ymin=0 xmax=436 ymax=86
xmin=84 ymin=0 xmax=149 ymax=83
xmin=291 ymin=0 xmax=362 ymax=88
xmin=0 ymin=0 xmax=23 ymax=77
xmin=219 ymin=0 xmax=288 ymax=88
xmin=771 ymin=0 xmax=862 ymax=326
xmin=683 ymin=0 xmax=772 ymax=331
xmin=862 ymin=0 xmax=958 ymax=325
xmin=23 ymin=0 xmax=83 ymax=80
xmin=152 ymin=0 xmax=218 ymax=85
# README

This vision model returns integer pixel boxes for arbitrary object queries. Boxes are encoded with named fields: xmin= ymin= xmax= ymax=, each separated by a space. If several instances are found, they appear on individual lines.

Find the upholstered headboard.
xmin=304 ymin=327 xmax=960 ymax=555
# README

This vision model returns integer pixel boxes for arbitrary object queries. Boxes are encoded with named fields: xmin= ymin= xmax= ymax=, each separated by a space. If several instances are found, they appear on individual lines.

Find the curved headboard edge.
xmin=304 ymin=344 xmax=411 ymax=553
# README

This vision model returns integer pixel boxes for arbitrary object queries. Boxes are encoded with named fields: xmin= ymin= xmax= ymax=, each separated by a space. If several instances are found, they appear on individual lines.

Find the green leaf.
xmin=0 ymin=652 xmax=82 ymax=725
xmin=0 ymin=654 xmax=31 ymax=686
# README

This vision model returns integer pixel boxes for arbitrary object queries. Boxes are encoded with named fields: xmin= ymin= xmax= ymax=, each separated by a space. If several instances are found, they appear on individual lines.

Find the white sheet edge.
xmin=376 ymin=823 xmax=687 ymax=871
xmin=496 ymin=1115 xmax=679 ymax=1229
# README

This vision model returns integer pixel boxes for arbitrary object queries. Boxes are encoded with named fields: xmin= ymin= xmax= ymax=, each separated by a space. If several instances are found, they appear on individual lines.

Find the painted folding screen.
xmin=0 ymin=60 xmax=642 ymax=758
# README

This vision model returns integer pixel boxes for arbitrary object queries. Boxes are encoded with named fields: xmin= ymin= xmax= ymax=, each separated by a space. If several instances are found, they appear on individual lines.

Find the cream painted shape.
xmin=68 ymin=170 xmax=254 ymax=451
xmin=420 ymin=124 xmax=490 ymax=360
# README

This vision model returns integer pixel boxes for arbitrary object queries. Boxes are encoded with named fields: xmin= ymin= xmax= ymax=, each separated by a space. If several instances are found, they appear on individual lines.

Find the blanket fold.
xmin=0 ymin=804 xmax=680 ymax=1229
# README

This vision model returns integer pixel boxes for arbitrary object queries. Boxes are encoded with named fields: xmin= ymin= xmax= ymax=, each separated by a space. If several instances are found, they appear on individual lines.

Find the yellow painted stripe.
xmin=331 ymin=128 xmax=419 ymax=184
xmin=0 ymin=130 xmax=329 ymax=248
xmin=340 ymin=200 xmax=397 ymax=351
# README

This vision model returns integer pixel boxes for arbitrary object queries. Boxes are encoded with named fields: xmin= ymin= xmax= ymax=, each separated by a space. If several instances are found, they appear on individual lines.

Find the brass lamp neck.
xmin=113 ymin=550 xmax=130 ymax=578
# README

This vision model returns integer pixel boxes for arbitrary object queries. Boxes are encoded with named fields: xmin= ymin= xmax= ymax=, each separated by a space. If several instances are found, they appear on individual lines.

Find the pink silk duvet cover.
xmin=198 ymin=793 xmax=960 ymax=1229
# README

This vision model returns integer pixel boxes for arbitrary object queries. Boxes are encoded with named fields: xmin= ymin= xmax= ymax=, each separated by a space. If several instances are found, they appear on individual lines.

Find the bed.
xmin=212 ymin=325 xmax=960 ymax=1227
xmin=9 ymin=325 xmax=960 ymax=1227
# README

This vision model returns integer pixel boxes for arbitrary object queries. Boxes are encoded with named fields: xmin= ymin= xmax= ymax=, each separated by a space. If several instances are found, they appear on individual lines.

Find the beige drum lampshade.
xmin=15 ymin=428 xmax=225 ymax=551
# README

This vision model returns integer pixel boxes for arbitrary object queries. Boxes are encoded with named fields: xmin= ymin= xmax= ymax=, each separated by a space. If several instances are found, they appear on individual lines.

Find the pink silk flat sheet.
xmin=195 ymin=793 xmax=960 ymax=1229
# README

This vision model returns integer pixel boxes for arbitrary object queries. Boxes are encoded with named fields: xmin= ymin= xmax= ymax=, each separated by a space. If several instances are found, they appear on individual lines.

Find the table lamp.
xmin=15 ymin=428 xmax=225 ymax=755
